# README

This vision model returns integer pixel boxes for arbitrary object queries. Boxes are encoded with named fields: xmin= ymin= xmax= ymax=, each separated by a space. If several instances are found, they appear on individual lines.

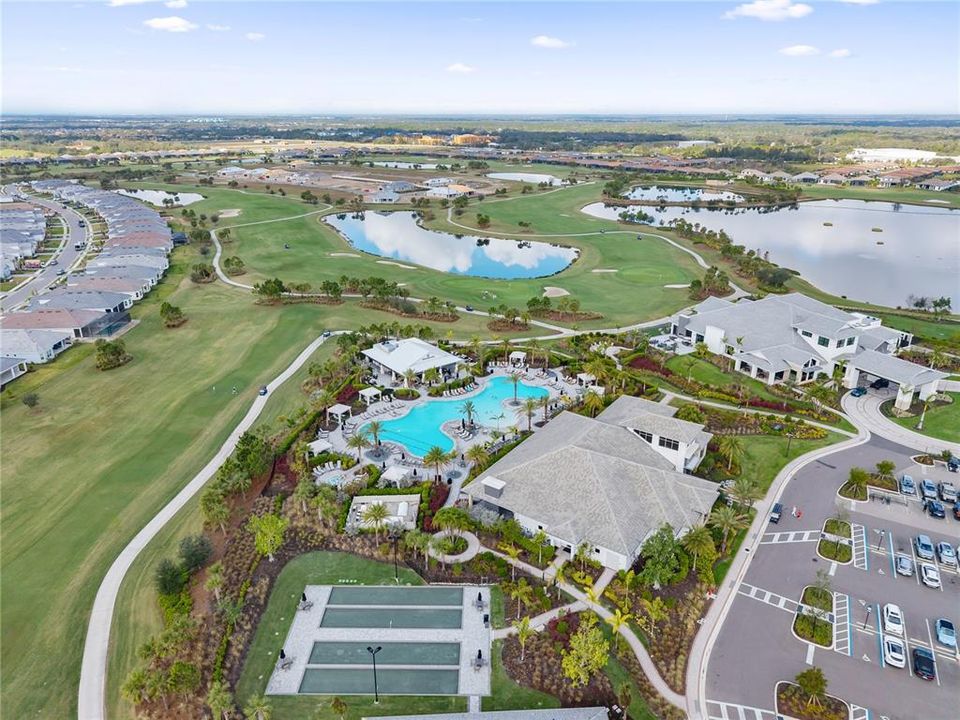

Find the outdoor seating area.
xmin=439 ymin=382 xmax=477 ymax=397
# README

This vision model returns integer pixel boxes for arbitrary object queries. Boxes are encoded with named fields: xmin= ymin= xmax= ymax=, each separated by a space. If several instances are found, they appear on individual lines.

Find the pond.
xmin=115 ymin=189 xmax=204 ymax=206
xmin=623 ymin=185 xmax=745 ymax=203
xmin=371 ymin=161 xmax=439 ymax=170
xmin=581 ymin=199 xmax=959 ymax=307
xmin=486 ymin=172 xmax=563 ymax=186
xmin=324 ymin=211 xmax=577 ymax=279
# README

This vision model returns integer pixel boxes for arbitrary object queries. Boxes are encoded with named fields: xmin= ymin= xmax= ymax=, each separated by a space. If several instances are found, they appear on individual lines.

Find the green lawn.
xmin=235 ymin=551 xmax=466 ymax=720
xmin=886 ymin=393 xmax=960 ymax=443
xmin=870 ymin=313 xmax=960 ymax=346
xmin=800 ymin=183 xmax=960 ymax=209
xmin=739 ymin=433 xmax=845 ymax=493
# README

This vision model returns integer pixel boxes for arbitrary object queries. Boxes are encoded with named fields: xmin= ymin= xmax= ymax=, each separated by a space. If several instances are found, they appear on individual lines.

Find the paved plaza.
xmin=267 ymin=585 xmax=492 ymax=699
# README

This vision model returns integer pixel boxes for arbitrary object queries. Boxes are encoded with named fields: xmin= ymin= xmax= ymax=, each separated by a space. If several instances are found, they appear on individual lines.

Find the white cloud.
xmin=530 ymin=35 xmax=572 ymax=49
xmin=446 ymin=62 xmax=476 ymax=74
xmin=109 ymin=0 xmax=154 ymax=6
xmin=779 ymin=44 xmax=820 ymax=56
xmin=165 ymin=0 xmax=187 ymax=8
xmin=143 ymin=16 xmax=198 ymax=32
xmin=724 ymin=0 xmax=813 ymax=21
xmin=245 ymin=32 xmax=265 ymax=41
xmin=829 ymin=48 xmax=852 ymax=58
xmin=839 ymin=0 xmax=878 ymax=5
xmin=207 ymin=24 xmax=231 ymax=32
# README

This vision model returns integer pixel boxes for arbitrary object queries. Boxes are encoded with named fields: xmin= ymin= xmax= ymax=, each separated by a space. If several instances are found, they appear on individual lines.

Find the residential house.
xmin=818 ymin=173 xmax=846 ymax=186
xmin=916 ymin=179 xmax=958 ymax=192
xmin=0 ymin=328 xmax=73 ymax=364
xmin=790 ymin=172 xmax=820 ymax=184
xmin=28 ymin=289 xmax=133 ymax=314
xmin=0 ymin=308 xmax=113 ymax=339
xmin=0 ymin=357 xmax=27 ymax=387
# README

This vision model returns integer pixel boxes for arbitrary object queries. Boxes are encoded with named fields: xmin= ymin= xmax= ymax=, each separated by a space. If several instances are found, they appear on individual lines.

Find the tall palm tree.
xmin=846 ymin=466 xmax=870 ymax=499
xmin=527 ymin=338 xmax=542 ymax=368
xmin=521 ymin=397 xmax=538 ymax=432
xmin=460 ymin=400 xmax=476 ymax=427
xmin=500 ymin=338 xmax=512 ymax=363
xmin=510 ymin=578 xmax=534 ymax=619
xmin=514 ymin=616 xmax=533 ymax=660
xmin=466 ymin=444 xmax=490 ymax=471
xmin=606 ymin=608 xmax=632 ymax=651
xmin=539 ymin=394 xmax=550 ymax=423
xmin=468 ymin=335 xmax=483 ymax=367
xmin=363 ymin=502 xmax=390 ymax=543
xmin=730 ymin=476 xmax=762 ymax=509
xmin=367 ymin=420 xmax=384 ymax=455
xmin=709 ymin=505 xmax=748 ymax=555
xmin=499 ymin=543 xmax=521 ymax=581
xmin=582 ymin=390 xmax=604 ymax=417
xmin=508 ymin=371 xmax=522 ymax=405
xmin=717 ymin=435 xmax=745 ymax=472
xmin=346 ymin=431 xmax=370 ymax=462
xmin=423 ymin=445 xmax=451 ymax=481
xmin=681 ymin=525 xmax=716 ymax=573
xmin=403 ymin=369 xmax=417 ymax=388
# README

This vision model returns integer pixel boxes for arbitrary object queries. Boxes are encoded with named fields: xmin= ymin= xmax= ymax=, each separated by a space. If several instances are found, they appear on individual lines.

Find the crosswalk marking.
xmin=760 ymin=529 xmax=821 ymax=545
xmin=738 ymin=582 xmax=799 ymax=614
xmin=833 ymin=592 xmax=852 ymax=656
xmin=850 ymin=703 xmax=871 ymax=720
xmin=852 ymin=523 xmax=869 ymax=571
xmin=705 ymin=699 xmax=778 ymax=720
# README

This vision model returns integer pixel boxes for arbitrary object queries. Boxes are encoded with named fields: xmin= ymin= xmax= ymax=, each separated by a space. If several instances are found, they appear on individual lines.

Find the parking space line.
xmin=887 ymin=530 xmax=897 ymax=579
xmin=833 ymin=592 xmax=852 ymax=656
xmin=925 ymin=618 xmax=941 ymax=687
xmin=875 ymin=604 xmax=884 ymax=669
xmin=852 ymin=523 xmax=869 ymax=571
xmin=849 ymin=704 xmax=871 ymax=720
xmin=806 ymin=643 xmax=815 ymax=664
xmin=704 ymin=700 xmax=778 ymax=720
xmin=760 ymin=529 xmax=820 ymax=545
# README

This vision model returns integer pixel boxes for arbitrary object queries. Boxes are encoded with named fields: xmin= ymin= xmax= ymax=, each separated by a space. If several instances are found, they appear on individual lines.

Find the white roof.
xmin=307 ymin=438 xmax=332 ymax=454
xmin=359 ymin=387 xmax=382 ymax=399
xmin=362 ymin=338 xmax=459 ymax=376
xmin=328 ymin=403 xmax=351 ymax=415
xmin=382 ymin=465 xmax=411 ymax=482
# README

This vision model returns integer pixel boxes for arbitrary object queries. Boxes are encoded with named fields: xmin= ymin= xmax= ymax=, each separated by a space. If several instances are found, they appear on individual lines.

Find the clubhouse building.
xmin=361 ymin=337 xmax=462 ymax=385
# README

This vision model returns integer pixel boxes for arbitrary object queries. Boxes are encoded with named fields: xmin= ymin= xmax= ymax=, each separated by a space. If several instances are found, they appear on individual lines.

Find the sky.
xmin=2 ymin=0 xmax=958 ymax=115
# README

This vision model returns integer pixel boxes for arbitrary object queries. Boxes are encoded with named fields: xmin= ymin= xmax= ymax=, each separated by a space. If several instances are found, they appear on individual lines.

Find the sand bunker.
xmin=330 ymin=252 xmax=361 ymax=257
xmin=664 ymin=283 xmax=691 ymax=289
xmin=377 ymin=260 xmax=416 ymax=269
xmin=592 ymin=269 xmax=618 ymax=273
xmin=218 ymin=209 xmax=242 ymax=218
xmin=542 ymin=286 xmax=570 ymax=297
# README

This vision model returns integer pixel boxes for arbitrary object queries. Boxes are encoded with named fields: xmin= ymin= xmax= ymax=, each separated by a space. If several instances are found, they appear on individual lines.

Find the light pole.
xmin=367 ymin=645 xmax=382 ymax=703
xmin=875 ymin=528 xmax=886 ymax=551
xmin=862 ymin=604 xmax=873 ymax=630
xmin=388 ymin=530 xmax=401 ymax=582
xmin=917 ymin=400 xmax=928 ymax=431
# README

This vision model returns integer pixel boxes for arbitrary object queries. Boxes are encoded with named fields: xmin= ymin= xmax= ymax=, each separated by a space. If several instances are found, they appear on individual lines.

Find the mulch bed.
xmin=533 ymin=310 xmax=604 ymax=322
xmin=777 ymin=683 xmax=848 ymax=720
xmin=487 ymin=320 xmax=530 ymax=332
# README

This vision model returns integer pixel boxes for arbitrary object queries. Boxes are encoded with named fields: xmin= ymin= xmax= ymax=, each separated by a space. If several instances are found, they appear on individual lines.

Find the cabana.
xmin=576 ymin=372 xmax=596 ymax=387
xmin=359 ymin=387 xmax=382 ymax=406
xmin=509 ymin=350 xmax=527 ymax=366
xmin=326 ymin=403 xmax=352 ymax=425
xmin=381 ymin=465 xmax=412 ymax=488
xmin=306 ymin=438 xmax=333 ymax=456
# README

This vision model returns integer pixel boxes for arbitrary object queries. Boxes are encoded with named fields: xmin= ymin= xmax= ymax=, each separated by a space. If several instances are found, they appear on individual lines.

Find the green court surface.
xmin=320 ymin=607 xmax=463 ymax=629
xmin=328 ymin=586 xmax=463 ymax=606
xmin=308 ymin=641 xmax=461 ymax=666
xmin=299 ymin=668 xmax=460 ymax=695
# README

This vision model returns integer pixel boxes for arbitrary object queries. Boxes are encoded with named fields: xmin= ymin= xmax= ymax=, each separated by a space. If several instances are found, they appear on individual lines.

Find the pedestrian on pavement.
xmin=791 ymin=506 xmax=797 ymax=518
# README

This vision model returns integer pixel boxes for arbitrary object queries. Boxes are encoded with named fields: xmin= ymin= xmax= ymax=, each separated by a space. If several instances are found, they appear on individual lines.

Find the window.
xmin=658 ymin=436 xmax=680 ymax=451
xmin=637 ymin=430 xmax=653 ymax=443
xmin=836 ymin=339 xmax=844 ymax=348
xmin=846 ymin=337 xmax=855 ymax=346
xmin=817 ymin=336 xmax=829 ymax=347
xmin=801 ymin=330 xmax=812 ymax=338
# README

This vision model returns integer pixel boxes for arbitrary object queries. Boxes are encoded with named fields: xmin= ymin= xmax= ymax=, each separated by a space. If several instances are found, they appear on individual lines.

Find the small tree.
xmin=329 ymin=697 xmax=348 ymax=720
xmin=363 ymin=502 xmax=390 ymax=543
xmin=21 ymin=392 xmax=39 ymax=409
xmin=94 ymin=339 xmax=131 ymax=370
xmin=178 ymin=534 xmax=213 ymax=573
xmin=207 ymin=680 xmax=234 ymax=720
xmin=637 ymin=524 xmax=684 ymax=589
xmin=681 ymin=525 xmax=717 ymax=575
xmin=794 ymin=666 xmax=828 ymax=708
xmin=514 ymin=616 xmax=533 ymax=660
xmin=205 ymin=561 xmax=224 ymax=603
xmin=847 ymin=466 xmax=870 ymax=498
xmin=875 ymin=459 xmax=895 ymax=480
xmin=561 ymin=613 xmax=609 ymax=688
xmin=247 ymin=513 xmax=289 ymax=562
xmin=244 ymin=694 xmax=272 ymax=720
xmin=159 ymin=301 xmax=186 ymax=328
xmin=154 ymin=558 xmax=184 ymax=596
xmin=606 ymin=608 xmax=632 ymax=651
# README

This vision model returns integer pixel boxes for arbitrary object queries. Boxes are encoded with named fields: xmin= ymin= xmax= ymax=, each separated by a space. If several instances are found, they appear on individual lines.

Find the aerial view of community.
xmin=1 ymin=2 xmax=958 ymax=720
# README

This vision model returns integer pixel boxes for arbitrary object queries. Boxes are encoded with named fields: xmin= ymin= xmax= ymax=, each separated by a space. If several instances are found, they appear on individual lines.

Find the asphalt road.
xmin=1 ymin=186 xmax=90 ymax=313
xmin=705 ymin=437 xmax=960 ymax=720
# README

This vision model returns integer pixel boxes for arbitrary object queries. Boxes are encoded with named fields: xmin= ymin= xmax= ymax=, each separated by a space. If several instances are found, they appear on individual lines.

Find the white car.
xmin=883 ymin=636 xmax=906 ymax=669
xmin=921 ymin=563 xmax=942 ymax=589
xmin=883 ymin=603 xmax=905 ymax=637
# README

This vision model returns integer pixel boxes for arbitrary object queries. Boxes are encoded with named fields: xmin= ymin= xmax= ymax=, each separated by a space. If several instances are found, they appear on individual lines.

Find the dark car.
xmin=927 ymin=500 xmax=946 ymax=519
xmin=464 ymin=305 xmax=474 ymax=312
xmin=870 ymin=377 xmax=890 ymax=390
xmin=850 ymin=386 xmax=867 ymax=397
xmin=953 ymin=504 xmax=960 ymax=521
xmin=948 ymin=456 xmax=959 ymax=473
xmin=770 ymin=503 xmax=783 ymax=524
xmin=258 ymin=386 xmax=268 ymax=396
xmin=912 ymin=647 xmax=936 ymax=681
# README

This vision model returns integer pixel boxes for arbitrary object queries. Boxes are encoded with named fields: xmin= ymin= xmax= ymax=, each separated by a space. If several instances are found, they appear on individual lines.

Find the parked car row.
xmin=880 ymin=603 xmax=955 ymax=681
xmin=900 ymin=475 xmax=960 ymax=520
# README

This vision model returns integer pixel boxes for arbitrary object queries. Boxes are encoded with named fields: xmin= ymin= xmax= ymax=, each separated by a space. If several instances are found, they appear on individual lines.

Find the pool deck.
xmin=267 ymin=585 xmax=492 ymax=697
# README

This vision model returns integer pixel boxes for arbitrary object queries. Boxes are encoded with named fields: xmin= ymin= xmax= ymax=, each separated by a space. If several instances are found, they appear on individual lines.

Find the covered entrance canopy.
xmin=843 ymin=348 xmax=946 ymax=410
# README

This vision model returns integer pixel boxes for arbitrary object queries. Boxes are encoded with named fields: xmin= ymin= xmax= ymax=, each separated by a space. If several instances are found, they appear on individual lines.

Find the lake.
xmin=581 ymin=199 xmax=959 ymax=307
xmin=487 ymin=172 xmax=563 ymax=186
xmin=116 ymin=189 xmax=204 ymax=206
xmin=624 ymin=185 xmax=745 ymax=203
xmin=371 ymin=161 xmax=439 ymax=170
xmin=324 ymin=211 xmax=578 ymax=279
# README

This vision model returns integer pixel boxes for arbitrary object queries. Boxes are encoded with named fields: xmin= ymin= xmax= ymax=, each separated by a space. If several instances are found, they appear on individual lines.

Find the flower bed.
xmin=817 ymin=519 xmax=852 ymax=563
xmin=776 ymin=682 xmax=848 ymax=720
xmin=793 ymin=587 xmax=833 ymax=647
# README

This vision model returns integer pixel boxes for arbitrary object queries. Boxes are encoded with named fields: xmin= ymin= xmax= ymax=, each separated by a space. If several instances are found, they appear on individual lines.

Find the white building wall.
xmin=703 ymin=326 xmax=726 ymax=354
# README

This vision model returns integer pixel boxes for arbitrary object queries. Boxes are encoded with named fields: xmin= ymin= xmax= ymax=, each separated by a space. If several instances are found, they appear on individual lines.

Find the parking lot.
xmin=705 ymin=437 xmax=960 ymax=720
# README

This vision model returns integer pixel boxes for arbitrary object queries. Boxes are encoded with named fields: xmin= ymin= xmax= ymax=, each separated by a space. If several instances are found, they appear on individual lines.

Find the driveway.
xmin=842 ymin=390 xmax=960 ymax=456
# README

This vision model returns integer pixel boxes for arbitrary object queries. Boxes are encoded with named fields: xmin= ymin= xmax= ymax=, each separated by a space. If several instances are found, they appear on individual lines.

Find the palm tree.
xmin=403 ymin=529 xmax=431 ymax=568
xmin=539 ymin=394 xmax=550 ymax=423
xmin=500 ymin=338 xmax=512 ymax=363
xmin=618 ymin=568 xmax=637 ymax=608
xmin=531 ymin=529 xmax=549 ymax=565
xmin=424 ymin=367 xmax=441 ymax=386
xmin=329 ymin=697 xmax=348 ymax=720
xmin=508 ymin=371 xmax=522 ymax=405
xmin=423 ymin=445 xmax=451 ymax=482
xmin=433 ymin=506 xmax=470 ymax=538
xmin=639 ymin=596 xmax=668 ymax=638
xmin=875 ymin=459 xmax=895 ymax=480
xmin=205 ymin=561 xmax=224 ymax=603
xmin=806 ymin=380 xmax=833 ymax=409
xmin=794 ymin=667 xmax=828 ymax=708
xmin=584 ymin=357 xmax=609 ymax=388
xmin=681 ymin=525 xmax=716 ymax=573
xmin=528 ymin=338 xmax=543 ymax=368
xmin=521 ymin=397 xmax=538 ymax=431
xmin=244 ymin=695 xmax=272 ymax=720
xmin=717 ymin=435 xmax=745 ymax=472
xmin=846 ymin=466 xmax=870 ymax=499
xmin=460 ymin=400 xmax=476 ymax=427
xmin=465 ymin=444 xmax=490 ymax=471
xmin=346 ymin=432 xmax=370 ymax=462
xmin=606 ymin=608 xmax=632 ymax=651
xmin=499 ymin=543 xmax=521 ymax=581
xmin=363 ymin=502 xmax=390 ymax=543
xmin=553 ymin=562 xmax=568 ymax=597
xmin=730 ymin=476 xmax=762 ymax=509
xmin=929 ymin=349 xmax=947 ymax=370
xmin=709 ymin=505 xmax=748 ymax=555
xmin=367 ymin=420 xmax=384 ymax=456
xmin=510 ymin=578 xmax=534 ymax=619
xmin=403 ymin=368 xmax=417 ymax=388
xmin=312 ymin=490 xmax=338 ymax=529
xmin=514 ymin=616 xmax=533 ymax=660
xmin=207 ymin=680 xmax=234 ymax=720
xmin=582 ymin=390 xmax=604 ymax=417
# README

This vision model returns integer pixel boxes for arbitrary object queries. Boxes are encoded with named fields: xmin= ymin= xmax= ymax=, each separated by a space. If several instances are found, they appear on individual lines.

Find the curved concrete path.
xmin=77 ymin=332 xmax=343 ymax=720
xmin=427 ymin=530 xmax=481 ymax=564
xmin=841 ymin=390 xmax=960 ymax=455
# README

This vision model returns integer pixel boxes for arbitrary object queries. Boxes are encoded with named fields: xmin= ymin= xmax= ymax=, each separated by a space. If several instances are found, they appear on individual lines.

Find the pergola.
xmin=509 ymin=350 xmax=527 ymax=366
xmin=307 ymin=438 xmax=333 ymax=456
xmin=576 ymin=372 xmax=596 ymax=386
xmin=359 ymin=387 xmax=382 ymax=406
xmin=326 ymin=403 xmax=352 ymax=425
xmin=381 ymin=465 xmax=412 ymax=488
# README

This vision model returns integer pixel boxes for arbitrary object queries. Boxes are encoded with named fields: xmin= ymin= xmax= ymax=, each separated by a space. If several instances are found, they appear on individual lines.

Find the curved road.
xmin=841 ymin=390 xmax=960 ymax=456
xmin=77 ymin=332 xmax=344 ymax=720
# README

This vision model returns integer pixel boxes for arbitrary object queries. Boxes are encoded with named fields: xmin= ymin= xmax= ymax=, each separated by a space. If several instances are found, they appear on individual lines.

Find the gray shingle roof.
xmin=850 ymin=348 xmax=946 ymax=388
xmin=597 ymin=395 xmax=710 ymax=444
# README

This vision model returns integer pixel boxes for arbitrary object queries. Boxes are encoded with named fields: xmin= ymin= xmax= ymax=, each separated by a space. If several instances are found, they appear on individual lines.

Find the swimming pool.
xmin=363 ymin=375 xmax=548 ymax=455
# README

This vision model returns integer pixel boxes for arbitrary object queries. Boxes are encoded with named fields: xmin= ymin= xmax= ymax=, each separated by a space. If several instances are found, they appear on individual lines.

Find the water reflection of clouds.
xmin=362 ymin=216 xmax=476 ymax=273
xmin=481 ymin=238 xmax=575 ymax=269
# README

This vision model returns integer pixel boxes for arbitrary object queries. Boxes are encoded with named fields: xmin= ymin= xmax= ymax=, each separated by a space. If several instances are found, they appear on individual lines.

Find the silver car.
xmin=936 ymin=542 xmax=957 ymax=567
xmin=895 ymin=554 xmax=914 ymax=577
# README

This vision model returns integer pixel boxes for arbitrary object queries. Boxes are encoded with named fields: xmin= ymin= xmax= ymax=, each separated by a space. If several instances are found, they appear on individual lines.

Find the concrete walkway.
xmin=841 ymin=390 xmax=960 ymax=455
xmin=428 ymin=530 xmax=481 ymax=565
xmin=77 ymin=332 xmax=344 ymax=720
